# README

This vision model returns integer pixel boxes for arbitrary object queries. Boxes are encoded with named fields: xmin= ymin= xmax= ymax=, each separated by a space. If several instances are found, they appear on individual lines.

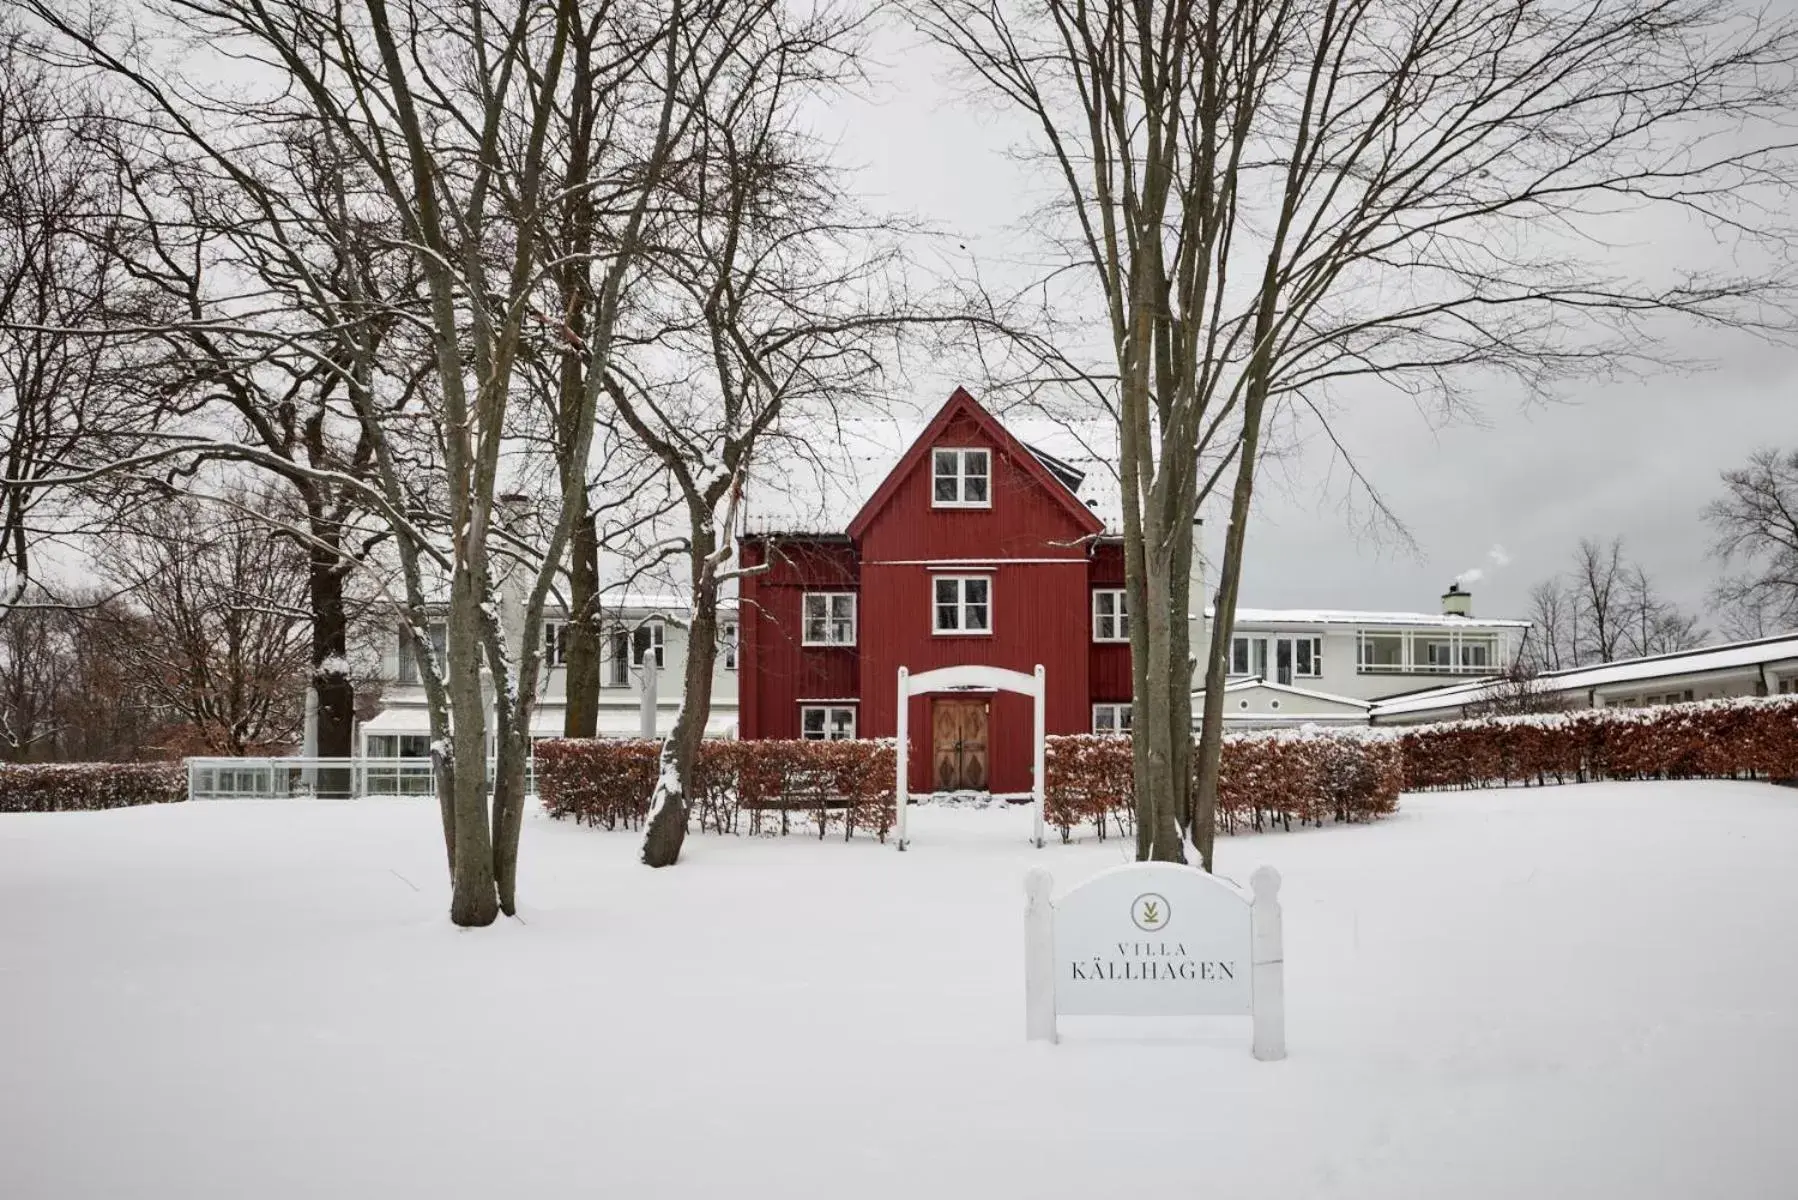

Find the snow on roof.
xmin=738 ymin=394 xmax=1121 ymax=538
xmin=1223 ymin=607 xmax=1533 ymax=630
xmin=1194 ymin=677 xmax=1375 ymax=709
xmin=1371 ymin=631 xmax=1798 ymax=717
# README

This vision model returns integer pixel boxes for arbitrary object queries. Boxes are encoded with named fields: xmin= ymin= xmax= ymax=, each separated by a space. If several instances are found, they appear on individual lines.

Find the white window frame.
xmin=633 ymin=622 xmax=665 ymax=668
xmin=799 ymin=704 xmax=857 ymax=741
xmin=721 ymin=620 xmax=738 ymax=670
xmin=605 ymin=627 xmax=631 ymax=687
xmin=398 ymin=621 xmax=447 ymax=685
xmin=604 ymin=621 xmax=664 ymax=687
xmin=1229 ymin=634 xmax=1266 ymax=678
xmin=543 ymin=620 xmax=568 ymax=668
xmin=933 ymin=575 xmax=992 ymax=635
xmin=931 ymin=447 xmax=992 ymax=509
xmin=802 ymin=593 xmax=857 ymax=646
xmin=1231 ymin=633 xmax=1322 ymax=682
xmin=1092 ymin=702 xmax=1131 ymax=734
xmin=1092 ymin=589 xmax=1129 ymax=642
xmin=367 ymin=733 xmax=432 ymax=759
xmin=1287 ymin=635 xmax=1323 ymax=679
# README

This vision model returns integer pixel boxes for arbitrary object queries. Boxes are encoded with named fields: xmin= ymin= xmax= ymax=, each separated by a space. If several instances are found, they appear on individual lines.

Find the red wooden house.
xmin=739 ymin=388 xmax=1135 ymax=794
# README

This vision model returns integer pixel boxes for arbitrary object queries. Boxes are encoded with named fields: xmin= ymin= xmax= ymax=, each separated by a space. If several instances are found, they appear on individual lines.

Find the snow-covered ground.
xmin=4 ymin=782 xmax=1797 ymax=1199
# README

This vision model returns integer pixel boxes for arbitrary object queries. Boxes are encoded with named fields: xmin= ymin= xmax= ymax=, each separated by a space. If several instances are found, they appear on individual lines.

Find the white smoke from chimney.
xmin=1456 ymin=544 xmax=1510 ymax=587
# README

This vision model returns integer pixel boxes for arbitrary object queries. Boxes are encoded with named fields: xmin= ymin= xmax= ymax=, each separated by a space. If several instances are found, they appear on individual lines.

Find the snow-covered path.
xmin=4 ymin=782 xmax=1796 ymax=1199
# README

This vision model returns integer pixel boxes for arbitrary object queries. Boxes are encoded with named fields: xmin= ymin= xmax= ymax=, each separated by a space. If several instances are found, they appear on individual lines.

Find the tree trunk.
xmin=491 ymin=718 xmax=531 ymax=916
xmin=640 ymin=532 xmax=720 ymax=868
xmin=447 ymin=568 xmax=498 ymax=927
xmin=308 ymin=529 xmax=355 ymax=780
xmin=1168 ymin=518 xmax=1194 ymax=834
xmin=563 ymin=509 xmax=601 ymax=738
xmin=1128 ymin=494 xmax=1187 ymax=863
xmin=1192 ymin=396 xmax=1268 ymax=872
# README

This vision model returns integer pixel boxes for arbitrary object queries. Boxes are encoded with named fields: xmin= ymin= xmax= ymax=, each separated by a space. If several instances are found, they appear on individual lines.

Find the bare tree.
xmin=1619 ymin=563 xmax=1707 ymax=658
xmin=0 ymin=588 xmax=167 ymax=760
xmin=79 ymin=121 xmax=423 ymax=763
xmin=99 ymin=490 xmax=313 ymax=756
xmin=1571 ymin=536 xmax=1629 ymax=664
xmin=621 ymin=2 xmax=918 ymax=867
xmin=1463 ymin=662 xmax=1570 ymax=719
xmin=911 ymin=0 xmax=1798 ymax=869
xmin=0 ymin=22 xmax=164 ymax=614
xmin=1529 ymin=536 xmax=1705 ymax=667
xmin=34 ymin=0 xmax=747 ymax=924
xmin=1707 ymin=447 xmax=1798 ymax=635
xmin=1524 ymin=578 xmax=1573 ymax=673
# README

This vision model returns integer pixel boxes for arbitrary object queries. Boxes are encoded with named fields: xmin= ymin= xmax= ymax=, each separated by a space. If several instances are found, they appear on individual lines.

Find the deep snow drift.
xmin=4 ymin=782 xmax=1797 ymax=1199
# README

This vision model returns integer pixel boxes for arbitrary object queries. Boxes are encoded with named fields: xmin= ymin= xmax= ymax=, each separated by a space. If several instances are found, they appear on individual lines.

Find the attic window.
xmin=932 ymin=448 xmax=990 ymax=508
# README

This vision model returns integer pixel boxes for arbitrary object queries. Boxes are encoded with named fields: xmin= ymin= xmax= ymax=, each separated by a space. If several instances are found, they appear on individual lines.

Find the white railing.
xmin=185 ymin=756 xmax=534 ymax=801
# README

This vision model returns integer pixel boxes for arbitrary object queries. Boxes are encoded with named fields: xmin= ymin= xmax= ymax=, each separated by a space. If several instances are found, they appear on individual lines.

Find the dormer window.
xmin=932 ymin=447 xmax=990 ymax=508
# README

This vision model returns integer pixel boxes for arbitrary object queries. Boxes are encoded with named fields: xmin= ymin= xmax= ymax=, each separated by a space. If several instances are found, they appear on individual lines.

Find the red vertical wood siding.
xmin=861 ymin=560 xmax=1090 ymax=793
xmin=740 ymin=390 xmax=1128 ymax=792
xmin=1087 ymin=542 xmax=1132 ymax=706
xmin=739 ymin=537 xmax=860 ymax=740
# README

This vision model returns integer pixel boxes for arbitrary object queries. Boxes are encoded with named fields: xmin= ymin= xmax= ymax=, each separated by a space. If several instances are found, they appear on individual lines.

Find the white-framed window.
xmin=931 ymin=447 xmax=991 ymax=508
xmin=1229 ymin=634 xmax=1321 ymax=683
xmin=606 ymin=622 xmax=664 ymax=686
xmin=800 ymin=705 xmax=857 ymax=740
xmin=398 ymin=621 xmax=448 ymax=684
xmin=1229 ymin=635 xmax=1265 ymax=678
xmin=1779 ymin=677 xmax=1795 ymax=695
xmin=367 ymin=733 xmax=432 ymax=759
xmin=721 ymin=620 xmax=738 ymax=670
xmin=802 ymin=593 xmax=857 ymax=646
xmin=1093 ymin=703 xmax=1132 ymax=734
xmin=606 ymin=627 xmax=631 ymax=686
xmin=933 ymin=575 xmax=991 ymax=634
xmin=1093 ymin=589 xmax=1128 ymax=642
xmin=543 ymin=620 xmax=569 ymax=667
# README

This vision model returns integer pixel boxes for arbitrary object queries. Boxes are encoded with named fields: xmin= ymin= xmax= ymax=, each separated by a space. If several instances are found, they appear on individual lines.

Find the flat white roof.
xmin=1371 ymin=631 xmax=1798 ymax=717
xmin=1221 ymin=607 xmax=1532 ymax=630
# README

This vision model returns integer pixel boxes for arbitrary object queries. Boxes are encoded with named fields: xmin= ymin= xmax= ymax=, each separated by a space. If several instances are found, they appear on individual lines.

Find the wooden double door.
xmin=932 ymin=697 xmax=989 ymax=791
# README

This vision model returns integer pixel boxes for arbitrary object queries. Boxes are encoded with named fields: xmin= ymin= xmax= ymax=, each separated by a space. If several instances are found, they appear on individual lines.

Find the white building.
xmin=357 ymin=594 xmax=740 ymax=759
xmin=1369 ymin=632 xmax=1798 ymax=725
xmin=1195 ymin=584 xmax=1533 ymax=728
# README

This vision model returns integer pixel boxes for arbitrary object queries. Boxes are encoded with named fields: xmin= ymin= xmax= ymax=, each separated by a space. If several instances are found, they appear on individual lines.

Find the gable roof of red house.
xmin=843 ymin=387 xmax=1107 ymax=541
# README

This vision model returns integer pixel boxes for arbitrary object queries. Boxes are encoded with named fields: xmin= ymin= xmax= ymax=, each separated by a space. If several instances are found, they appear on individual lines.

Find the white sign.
xmin=1024 ymin=861 xmax=1285 ymax=1059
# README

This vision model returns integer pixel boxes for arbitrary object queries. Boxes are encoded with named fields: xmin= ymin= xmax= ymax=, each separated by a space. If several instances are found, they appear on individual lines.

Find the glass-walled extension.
xmin=1356 ymin=628 xmax=1498 ymax=674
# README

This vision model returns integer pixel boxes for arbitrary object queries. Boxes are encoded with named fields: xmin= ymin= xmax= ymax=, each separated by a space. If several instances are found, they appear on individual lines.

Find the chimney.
xmin=1441 ymin=581 xmax=1472 ymax=618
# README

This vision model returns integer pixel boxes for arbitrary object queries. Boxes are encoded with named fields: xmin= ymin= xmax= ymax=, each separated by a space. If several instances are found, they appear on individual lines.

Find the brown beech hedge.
xmin=1043 ymin=729 xmax=1403 ymax=844
xmin=1397 ymin=693 xmax=1798 ymax=791
xmin=535 ymin=738 xmax=896 ymax=841
xmin=0 ymin=762 xmax=186 ymax=813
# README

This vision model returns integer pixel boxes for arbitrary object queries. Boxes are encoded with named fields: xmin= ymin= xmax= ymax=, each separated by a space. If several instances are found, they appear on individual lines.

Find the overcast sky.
xmin=808 ymin=20 xmax=1795 ymax=626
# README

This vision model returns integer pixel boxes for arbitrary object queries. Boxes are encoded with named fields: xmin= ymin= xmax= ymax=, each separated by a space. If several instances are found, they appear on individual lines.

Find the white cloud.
xmin=1488 ymin=544 xmax=1513 ymax=568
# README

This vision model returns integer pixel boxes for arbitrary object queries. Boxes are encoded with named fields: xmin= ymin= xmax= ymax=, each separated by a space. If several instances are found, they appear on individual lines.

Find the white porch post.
xmin=896 ymin=666 xmax=910 ymax=851
xmin=639 ymin=643 xmax=658 ymax=739
xmin=1032 ymin=663 xmax=1046 ymax=849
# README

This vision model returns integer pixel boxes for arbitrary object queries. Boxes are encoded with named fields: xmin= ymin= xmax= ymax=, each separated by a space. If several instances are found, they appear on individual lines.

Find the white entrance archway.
xmin=896 ymin=663 xmax=1046 ymax=850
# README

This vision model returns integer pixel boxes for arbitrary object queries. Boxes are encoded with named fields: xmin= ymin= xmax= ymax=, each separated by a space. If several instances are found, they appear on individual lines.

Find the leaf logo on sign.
xmin=1131 ymin=892 xmax=1169 ymax=931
